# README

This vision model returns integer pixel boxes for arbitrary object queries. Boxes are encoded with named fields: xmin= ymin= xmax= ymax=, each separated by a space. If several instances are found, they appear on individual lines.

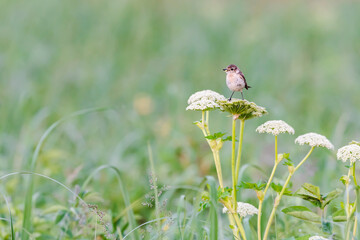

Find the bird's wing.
xmin=240 ymin=71 xmax=251 ymax=89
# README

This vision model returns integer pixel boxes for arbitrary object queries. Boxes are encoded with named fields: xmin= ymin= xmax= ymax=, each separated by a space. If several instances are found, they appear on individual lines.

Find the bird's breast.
xmin=226 ymin=73 xmax=245 ymax=91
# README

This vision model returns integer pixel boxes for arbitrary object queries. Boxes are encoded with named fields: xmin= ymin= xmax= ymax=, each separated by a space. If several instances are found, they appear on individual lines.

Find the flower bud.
xmin=288 ymin=165 xmax=295 ymax=174
xmin=256 ymin=190 xmax=264 ymax=201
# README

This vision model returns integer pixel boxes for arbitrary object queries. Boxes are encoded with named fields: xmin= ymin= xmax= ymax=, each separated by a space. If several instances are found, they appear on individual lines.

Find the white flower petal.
xmin=295 ymin=132 xmax=334 ymax=149
xmin=256 ymin=120 xmax=295 ymax=136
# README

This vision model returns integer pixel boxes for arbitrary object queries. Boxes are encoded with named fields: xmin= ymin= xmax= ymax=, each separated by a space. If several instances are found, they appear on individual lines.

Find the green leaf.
xmin=217 ymin=187 xmax=232 ymax=200
xmin=270 ymin=182 xmax=292 ymax=196
xmin=321 ymin=189 xmax=342 ymax=209
xmin=295 ymin=183 xmax=322 ymax=207
xmin=205 ymin=132 xmax=226 ymax=140
xmin=55 ymin=210 xmax=68 ymax=224
xmin=282 ymin=206 xmax=321 ymax=222
xmin=332 ymin=208 xmax=346 ymax=222
xmin=340 ymin=175 xmax=348 ymax=185
xmin=222 ymin=136 xmax=232 ymax=142
xmin=238 ymin=181 xmax=266 ymax=191
xmin=321 ymin=220 xmax=332 ymax=234
xmin=282 ymin=153 xmax=294 ymax=166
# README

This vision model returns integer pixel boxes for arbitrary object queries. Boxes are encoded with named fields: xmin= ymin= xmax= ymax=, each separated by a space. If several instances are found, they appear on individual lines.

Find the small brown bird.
xmin=223 ymin=64 xmax=251 ymax=101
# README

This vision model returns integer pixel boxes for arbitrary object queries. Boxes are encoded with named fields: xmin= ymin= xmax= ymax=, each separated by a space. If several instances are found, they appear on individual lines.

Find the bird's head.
xmin=223 ymin=64 xmax=239 ymax=73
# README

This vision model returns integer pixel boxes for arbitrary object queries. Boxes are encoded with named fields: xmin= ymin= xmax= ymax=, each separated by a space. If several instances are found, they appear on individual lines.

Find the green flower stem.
xmin=222 ymin=200 xmax=246 ymax=240
xmin=263 ymin=147 xmax=314 ymax=240
xmin=235 ymin=119 xmax=245 ymax=184
xmin=346 ymin=167 xmax=352 ymax=240
xmin=213 ymin=150 xmax=224 ymax=189
xmin=228 ymin=214 xmax=240 ymax=239
xmin=231 ymin=118 xmax=237 ymax=210
xmin=353 ymin=163 xmax=358 ymax=238
xmin=346 ymin=167 xmax=352 ymax=217
xmin=199 ymin=111 xmax=224 ymax=189
xmin=205 ymin=110 xmax=210 ymax=135
xmin=233 ymin=214 xmax=247 ymax=240
xmin=257 ymin=135 xmax=279 ymax=240
xmin=257 ymin=201 xmax=263 ymax=240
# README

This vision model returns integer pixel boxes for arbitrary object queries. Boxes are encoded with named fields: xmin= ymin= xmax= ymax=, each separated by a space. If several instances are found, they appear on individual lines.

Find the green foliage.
xmin=270 ymin=182 xmax=292 ymax=196
xmin=238 ymin=181 xmax=266 ymax=191
xmin=282 ymin=206 xmax=321 ymax=223
xmin=282 ymin=153 xmax=294 ymax=166
xmin=295 ymin=183 xmax=342 ymax=209
xmin=205 ymin=132 xmax=233 ymax=142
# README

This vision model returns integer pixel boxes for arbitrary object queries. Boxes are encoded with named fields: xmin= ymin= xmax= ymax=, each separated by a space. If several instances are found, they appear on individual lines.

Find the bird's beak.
xmin=222 ymin=68 xmax=227 ymax=72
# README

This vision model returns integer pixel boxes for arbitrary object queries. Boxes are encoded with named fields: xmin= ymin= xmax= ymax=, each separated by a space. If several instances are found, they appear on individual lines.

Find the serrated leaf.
xmin=238 ymin=181 xmax=266 ymax=191
xmin=295 ymin=183 xmax=322 ymax=207
xmin=217 ymin=187 xmax=232 ymax=200
xmin=282 ymin=206 xmax=321 ymax=223
xmin=321 ymin=189 xmax=342 ymax=208
xmin=205 ymin=132 xmax=226 ymax=140
xmin=271 ymin=182 xmax=292 ymax=196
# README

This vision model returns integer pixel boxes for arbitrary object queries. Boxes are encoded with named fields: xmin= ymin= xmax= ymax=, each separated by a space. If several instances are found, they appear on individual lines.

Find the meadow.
xmin=0 ymin=0 xmax=360 ymax=239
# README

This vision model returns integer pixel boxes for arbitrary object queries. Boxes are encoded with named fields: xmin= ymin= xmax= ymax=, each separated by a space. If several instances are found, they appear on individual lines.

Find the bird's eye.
xmin=231 ymin=68 xmax=234 ymax=70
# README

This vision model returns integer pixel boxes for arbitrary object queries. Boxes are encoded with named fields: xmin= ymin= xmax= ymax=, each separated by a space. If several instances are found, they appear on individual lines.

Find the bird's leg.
xmin=241 ymin=91 xmax=244 ymax=100
xmin=228 ymin=91 xmax=235 ymax=101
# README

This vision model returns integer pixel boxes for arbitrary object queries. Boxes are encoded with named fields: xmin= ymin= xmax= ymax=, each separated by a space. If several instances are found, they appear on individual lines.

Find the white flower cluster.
xmin=186 ymin=90 xmax=226 ymax=111
xmin=337 ymin=144 xmax=360 ymax=163
xmin=295 ymin=133 xmax=334 ymax=150
xmin=309 ymin=236 xmax=328 ymax=240
xmin=222 ymin=202 xmax=258 ymax=218
xmin=256 ymin=120 xmax=295 ymax=136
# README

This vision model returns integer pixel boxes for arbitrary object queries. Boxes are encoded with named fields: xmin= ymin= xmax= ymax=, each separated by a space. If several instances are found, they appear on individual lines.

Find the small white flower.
xmin=295 ymin=132 xmax=334 ymax=150
xmin=337 ymin=144 xmax=360 ymax=163
xmin=256 ymin=120 xmax=295 ymax=136
xmin=187 ymin=90 xmax=226 ymax=104
xmin=309 ymin=236 xmax=328 ymax=240
xmin=222 ymin=202 xmax=258 ymax=218
xmin=186 ymin=99 xmax=220 ymax=111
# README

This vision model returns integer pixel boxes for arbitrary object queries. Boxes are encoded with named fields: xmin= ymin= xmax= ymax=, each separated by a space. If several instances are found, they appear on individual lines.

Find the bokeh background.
xmin=0 ymin=0 xmax=360 ymax=238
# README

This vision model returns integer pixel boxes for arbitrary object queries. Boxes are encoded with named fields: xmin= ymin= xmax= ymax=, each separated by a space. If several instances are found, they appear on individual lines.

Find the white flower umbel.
xmin=186 ymin=90 xmax=226 ymax=111
xmin=222 ymin=202 xmax=258 ymax=217
xmin=337 ymin=144 xmax=360 ymax=163
xmin=186 ymin=99 xmax=220 ymax=111
xmin=187 ymin=90 xmax=226 ymax=105
xmin=309 ymin=236 xmax=328 ymax=240
xmin=256 ymin=120 xmax=295 ymax=136
xmin=295 ymin=132 xmax=334 ymax=150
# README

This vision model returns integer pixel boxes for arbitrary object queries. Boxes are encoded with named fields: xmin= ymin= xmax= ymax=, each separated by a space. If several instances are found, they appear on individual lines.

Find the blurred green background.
xmin=0 ymin=0 xmax=360 ymax=238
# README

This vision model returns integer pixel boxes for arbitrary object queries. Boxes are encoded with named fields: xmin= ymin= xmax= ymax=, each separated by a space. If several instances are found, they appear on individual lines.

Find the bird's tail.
xmin=246 ymin=85 xmax=251 ymax=90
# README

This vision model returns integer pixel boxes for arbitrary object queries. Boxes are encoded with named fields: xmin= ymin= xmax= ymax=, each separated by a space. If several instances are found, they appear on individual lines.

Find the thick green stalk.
xmin=263 ymin=147 xmax=314 ymax=240
xmin=353 ymin=163 xmax=358 ymax=238
xmin=228 ymin=214 xmax=240 ymax=239
xmin=231 ymin=118 xmax=237 ymax=210
xmin=257 ymin=135 xmax=279 ymax=240
xmin=235 ymin=119 xmax=245 ymax=184
xmin=212 ymin=150 xmax=224 ymax=189
xmin=222 ymin=200 xmax=246 ymax=240
xmin=346 ymin=167 xmax=352 ymax=240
